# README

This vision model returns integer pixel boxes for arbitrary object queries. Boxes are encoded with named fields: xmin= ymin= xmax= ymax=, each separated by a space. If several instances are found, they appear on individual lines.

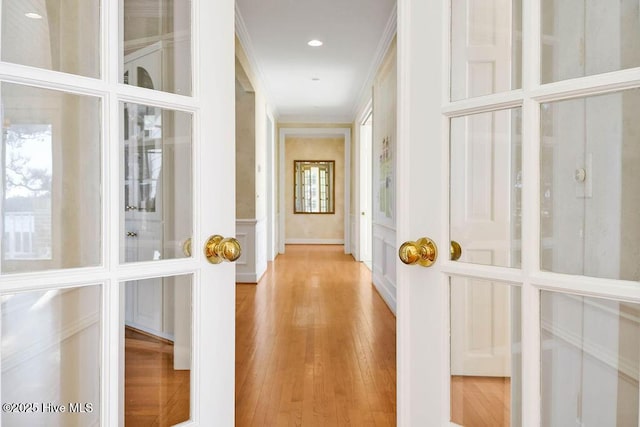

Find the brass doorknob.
xmin=204 ymin=235 xmax=241 ymax=264
xmin=450 ymin=240 xmax=462 ymax=261
xmin=399 ymin=237 xmax=438 ymax=267
xmin=183 ymin=238 xmax=192 ymax=257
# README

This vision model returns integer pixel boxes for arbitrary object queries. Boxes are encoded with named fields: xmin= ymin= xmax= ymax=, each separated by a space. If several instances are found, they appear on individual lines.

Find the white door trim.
xmin=396 ymin=0 xmax=449 ymax=423
xmin=265 ymin=111 xmax=277 ymax=261
xmin=354 ymin=99 xmax=373 ymax=263
xmin=278 ymin=127 xmax=351 ymax=254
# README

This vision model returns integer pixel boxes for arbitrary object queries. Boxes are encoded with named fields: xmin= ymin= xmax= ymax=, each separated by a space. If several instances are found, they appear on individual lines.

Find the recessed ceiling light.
xmin=307 ymin=39 xmax=323 ymax=47
xmin=25 ymin=12 xmax=43 ymax=19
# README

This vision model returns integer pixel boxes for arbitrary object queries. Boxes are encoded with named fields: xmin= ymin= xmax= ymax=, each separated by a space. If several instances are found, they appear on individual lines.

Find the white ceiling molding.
xmin=350 ymin=7 xmax=397 ymax=119
xmin=277 ymin=113 xmax=354 ymax=124
xmin=235 ymin=58 xmax=254 ymax=93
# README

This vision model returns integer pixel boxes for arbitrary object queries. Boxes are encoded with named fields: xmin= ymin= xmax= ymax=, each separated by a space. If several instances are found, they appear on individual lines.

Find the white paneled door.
xmin=398 ymin=0 xmax=640 ymax=425
xmin=0 ymin=0 xmax=235 ymax=426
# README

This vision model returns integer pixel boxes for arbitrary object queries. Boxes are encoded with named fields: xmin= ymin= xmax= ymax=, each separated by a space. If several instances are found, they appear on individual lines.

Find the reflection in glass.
xmin=541 ymin=0 xmax=640 ymax=83
xmin=121 ymin=103 xmax=192 ymax=263
xmin=450 ymin=278 xmax=521 ymax=427
xmin=451 ymin=0 xmax=522 ymax=100
xmin=541 ymin=292 xmax=639 ymax=426
xmin=1 ymin=83 xmax=102 ymax=273
xmin=124 ymin=275 xmax=191 ymax=426
xmin=4 ymin=124 xmax=52 ymax=261
xmin=2 ymin=285 xmax=101 ymax=427
xmin=540 ymin=89 xmax=640 ymax=281
xmin=294 ymin=160 xmax=335 ymax=214
xmin=450 ymin=108 xmax=522 ymax=268
xmin=122 ymin=0 xmax=192 ymax=95
xmin=1 ymin=0 xmax=100 ymax=77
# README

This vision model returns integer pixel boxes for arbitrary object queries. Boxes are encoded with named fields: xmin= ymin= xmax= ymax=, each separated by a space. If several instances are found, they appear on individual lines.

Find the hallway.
xmin=236 ymin=245 xmax=397 ymax=426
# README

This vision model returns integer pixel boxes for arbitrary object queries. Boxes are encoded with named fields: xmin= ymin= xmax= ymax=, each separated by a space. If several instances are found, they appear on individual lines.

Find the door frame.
xmin=354 ymin=101 xmax=373 ymax=265
xmin=278 ymin=127 xmax=351 ymax=254
xmin=396 ymin=0 xmax=449 ymax=424
xmin=266 ymin=112 xmax=277 ymax=261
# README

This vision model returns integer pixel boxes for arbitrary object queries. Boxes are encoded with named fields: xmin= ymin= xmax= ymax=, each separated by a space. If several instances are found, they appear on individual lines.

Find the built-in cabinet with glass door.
xmin=122 ymin=47 xmax=168 ymax=338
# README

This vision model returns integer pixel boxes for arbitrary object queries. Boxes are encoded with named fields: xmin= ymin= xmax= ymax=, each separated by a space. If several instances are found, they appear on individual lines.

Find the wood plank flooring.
xmin=235 ymin=245 xmax=397 ymax=426
xmin=451 ymin=376 xmax=511 ymax=427
xmin=123 ymin=244 xmax=510 ymax=426
xmin=125 ymin=328 xmax=190 ymax=426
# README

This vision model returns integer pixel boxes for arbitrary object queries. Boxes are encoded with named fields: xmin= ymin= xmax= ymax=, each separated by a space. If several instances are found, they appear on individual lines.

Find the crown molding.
xmin=235 ymin=4 xmax=279 ymax=120
xmin=351 ymin=7 xmax=397 ymax=120
xmin=278 ymin=114 xmax=354 ymax=124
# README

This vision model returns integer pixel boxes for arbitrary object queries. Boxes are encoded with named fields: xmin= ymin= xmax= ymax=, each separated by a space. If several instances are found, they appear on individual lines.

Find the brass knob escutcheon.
xmin=399 ymin=237 xmax=438 ymax=267
xmin=204 ymin=235 xmax=241 ymax=264
xmin=450 ymin=240 xmax=462 ymax=261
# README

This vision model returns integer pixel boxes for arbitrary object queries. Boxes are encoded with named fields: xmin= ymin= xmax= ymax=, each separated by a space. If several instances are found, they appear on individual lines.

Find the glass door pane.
xmin=541 ymin=291 xmax=640 ymax=426
xmin=450 ymin=0 xmax=522 ymax=100
xmin=1 ymin=0 xmax=100 ymax=77
xmin=541 ymin=0 xmax=640 ymax=83
xmin=450 ymin=277 xmax=522 ymax=427
xmin=123 ymin=274 xmax=192 ymax=426
xmin=1 ymin=83 xmax=102 ymax=273
xmin=122 ymin=0 xmax=192 ymax=95
xmin=121 ymin=103 xmax=192 ymax=263
xmin=540 ymin=88 xmax=640 ymax=281
xmin=450 ymin=108 xmax=522 ymax=268
xmin=1 ymin=285 xmax=101 ymax=426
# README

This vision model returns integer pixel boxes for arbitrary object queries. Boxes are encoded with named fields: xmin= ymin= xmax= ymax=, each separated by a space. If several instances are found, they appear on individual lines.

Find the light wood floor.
xmin=123 ymin=245 xmax=509 ymax=426
xmin=236 ymin=245 xmax=397 ymax=426
xmin=451 ymin=375 xmax=511 ymax=427
xmin=125 ymin=328 xmax=190 ymax=426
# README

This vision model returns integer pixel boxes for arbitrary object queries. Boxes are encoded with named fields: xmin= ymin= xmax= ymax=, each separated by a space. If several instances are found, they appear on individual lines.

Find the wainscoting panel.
xmin=236 ymin=218 xmax=268 ymax=283
xmin=372 ymin=223 xmax=397 ymax=313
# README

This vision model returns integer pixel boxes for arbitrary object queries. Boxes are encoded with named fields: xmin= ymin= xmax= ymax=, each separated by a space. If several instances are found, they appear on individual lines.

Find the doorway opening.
xmin=278 ymin=128 xmax=351 ymax=253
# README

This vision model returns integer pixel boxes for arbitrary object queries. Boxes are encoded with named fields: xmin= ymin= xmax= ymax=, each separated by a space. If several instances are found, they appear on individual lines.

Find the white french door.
xmin=0 ymin=0 xmax=235 ymax=426
xmin=398 ymin=0 xmax=640 ymax=425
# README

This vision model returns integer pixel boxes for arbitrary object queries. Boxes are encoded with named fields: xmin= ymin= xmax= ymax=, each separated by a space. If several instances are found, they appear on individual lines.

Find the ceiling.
xmin=235 ymin=0 xmax=396 ymax=123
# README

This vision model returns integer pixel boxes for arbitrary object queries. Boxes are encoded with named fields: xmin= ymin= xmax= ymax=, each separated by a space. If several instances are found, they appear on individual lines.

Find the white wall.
xmin=284 ymin=137 xmax=345 ymax=243
xmin=351 ymin=8 xmax=396 ymax=270
xmin=371 ymin=39 xmax=397 ymax=313
xmin=235 ymin=37 xmax=277 ymax=281
xmin=277 ymin=126 xmax=351 ymax=253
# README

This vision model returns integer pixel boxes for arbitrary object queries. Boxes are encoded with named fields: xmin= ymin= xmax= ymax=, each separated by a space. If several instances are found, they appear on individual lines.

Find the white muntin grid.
xmin=397 ymin=0 xmax=640 ymax=425
xmin=0 ymin=0 xmax=237 ymax=426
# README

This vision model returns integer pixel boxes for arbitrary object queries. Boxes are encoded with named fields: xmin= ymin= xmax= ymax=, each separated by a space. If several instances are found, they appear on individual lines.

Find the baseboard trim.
xmin=285 ymin=238 xmax=345 ymax=245
xmin=236 ymin=272 xmax=261 ymax=283
xmin=372 ymin=271 xmax=397 ymax=315
xmin=125 ymin=325 xmax=174 ymax=345
xmin=124 ymin=322 xmax=174 ymax=342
